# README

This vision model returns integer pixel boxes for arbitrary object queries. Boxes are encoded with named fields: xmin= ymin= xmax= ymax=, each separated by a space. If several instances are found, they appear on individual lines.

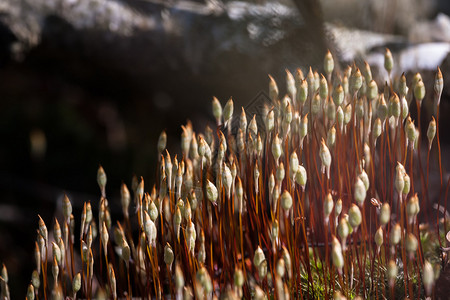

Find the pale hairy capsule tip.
xmin=52 ymin=241 xmax=61 ymax=265
xmin=311 ymin=93 xmax=321 ymax=116
xmin=290 ymin=152 xmax=299 ymax=174
xmin=401 ymin=95 xmax=408 ymax=120
xmin=320 ymin=139 xmax=332 ymax=178
xmin=389 ymin=223 xmax=401 ymax=245
xmin=335 ymin=199 xmax=342 ymax=216
xmin=372 ymin=118 xmax=382 ymax=141
xmin=234 ymin=268 xmax=244 ymax=287
xmin=332 ymin=84 xmax=344 ymax=106
xmin=212 ymin=96 xmax=223 ymax=123
xmin=389 ymin=93 xmax=400 ymax=119
xmin=427 ymin=116 xmax=436 ymax=149
xmin=375 ymin=226 xmax=383 ymax=250
xmin=355 ymin=97 xmax=364 ymax=119
xmin=299 ymin=114 xmax=308 ymax=143
xmin=394 ymin=164 xmax=405 ymax=196
xmin=38 ymin=215 xmax=48 ymax=243
xmin=402 ymin=173 xmax=410 ymax=196
xmin=62 ymin=194 xmax=72 ymax=222
xmin=281 ymin=246 xmax=292 ymax=278
xmin=344 ymin=103 xmax=352 ymax=125
xmin=175 ymin=263 xmax=184 ymax=290
xmin=180 ymin=126 xmax=190 ymax=156
xmin=189 ymin=133 xmax=199 ymax=159
xmin=406 ymin=193 xmax=420 ymax=223
xmin=258 ymin=259 xmax=268 ymax=279
xmin=198 ymin=136 xmax=207 ymax=157
xmin=206 ymin=180 xmax=218 ymax=204
xmin=52 ymin=256 xmax=59 ymax=283
xmin=270 ymin=220 xmax=279 ymax=242
xmin=1 ymin=264 xmax=7 ymax=284
xmin=185 ymin=220 xmax=196 ymax=253
xmin=85 ymin=202 xmax=93 ymax=225
xmin=295 ymin=68 xmax=304 ymax=83
xmin=121 ymin=238 xmax=130 ymax=263
xmin=384 ymin=48 xmax=393 ymax=73
xmin=387 ymin=260 xmax=398 ymax=287
xmin=254 ymin=162 xmax=261 ymax=189
xmin=248 ymin=114 xmax=258 ymax=139
xmin=364 ymin=61 xmax=372 ymax=83
xmin=276 ymin=258 xmax=285 ymax=278
xmin=222 ymin=163 xmax=232 ymax=196
xmin=54 ymin=218 xmax=61 ymax=242
xmin=223 ymin=98 xmax=234 ymax=124
xmin=184 ymin=200 xmax=191 ymax=222
xmin=411 ymin=73 xmax=422 ymax=93
xmin=342 ymin=75 xmax=349 ymax=96
xmin=435 ymin=66 xmax=443 ymax=105
xmin=367 ymin=80 xmax=378 ymax=100
xmin=348 ymin=204 xmax=362 ymax=229
xmin=337 ymin=217 xmax=349 ymax=240
xmin=334 ymin=291 xmax=347 ymax=300
xmin=399 ymin=73 xmax=408 ymax=97
xmin=196 ymin=266 xmax=212 ymax=293
xmin=297 ymin=79 xmax=308 ymax=105
xmin=414 ymin=127 xmax=420 ymax=149
xmin=236 ymin=177 xmax=244 ymax=214
xmin=323 ymin=193 xmax=334 ymax=221
xmin=272 ymin=134 xmax=282 ymax=162
xmin=31 ymin=270 xmax=40 ymax=289
xmin=276 ymin=162 xmax=285 ymax=183
xmin=380 ymin=203 xmax=391 ymax=226
xmin=314 ymin=71 xmax=320 ymax=91
xmin=254 ymin=285 xmax=266 ymax=300
xmin=336 ymin=106 xmax=344 ymax=129
xmin=324 ymin=50 xmax=334 ymax=76
xmin=405 ymin=233 xmax=418 ymax=255
xmin=173 ymin=206 xmax=182 ymax=241
xmin=414 ymin=79 xmax=425 ymax=104
xmin=239 ymin=107 xmax=247 ymax=133
xmin=286 ymin=69 xmax=296 ymax=99
xmin=72 ymin=272 xmax=81 ymax=293
xmin=265 ymin=109 xmax=274 ymax=132
xmin=253 ymin=246 xmax=265 ymax=267
xmin=268 ymin=74 xmax=279 ymax=101
xmin=149 ymin=199 xmax=158 ymax=221
xmin=423 ymin=260 xmax=435 ymax=296
xmin=268 ymin=173 xmax=275 ymax=195
xmin=101 ymin=222 xmax=109 ymax=253
xmin=164 ymin=243 xmax=174 ymax=267
xmin=157 ymin=131 xmax=167 ymax=154
xmin=377 ymin=94 xmax=388 ymax=121
xmin=327 ymin=126 xmax=336 ymax=148
xmin=331 ymin=236 xmax=344 ymax=272
xmin=80 ymin=203 xmax=87 ymax=240
xmin=27 ymin=284 xmax=35 ymax=300
xmin=295 ymin=165 xmax=307 ymax=189
xmin=350 ymin=67 xmax=362 ymax=94
xmin=319 ymin=74 xmax=328 ymax=100
xmin=97 ymin=165 xmax=107 ymax=192
xmin=281 ymin=190 xmax=293 ymax=211
xmin=359 ymin=169 xmax=369 ymax=191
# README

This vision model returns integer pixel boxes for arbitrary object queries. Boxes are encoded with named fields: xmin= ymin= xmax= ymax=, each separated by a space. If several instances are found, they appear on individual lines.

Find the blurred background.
xmin=1 ymin=0 xmax=450 ymax=297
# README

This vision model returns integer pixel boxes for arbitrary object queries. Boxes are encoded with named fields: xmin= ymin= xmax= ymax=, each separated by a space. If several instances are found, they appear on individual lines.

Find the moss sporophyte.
xmin=3 ymin=49 xmax=450 ymax=299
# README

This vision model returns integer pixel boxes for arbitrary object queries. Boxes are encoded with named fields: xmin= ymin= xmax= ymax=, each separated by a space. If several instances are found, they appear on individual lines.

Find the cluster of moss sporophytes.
xmin=2 ymin=49 xmax=450 ymax=299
